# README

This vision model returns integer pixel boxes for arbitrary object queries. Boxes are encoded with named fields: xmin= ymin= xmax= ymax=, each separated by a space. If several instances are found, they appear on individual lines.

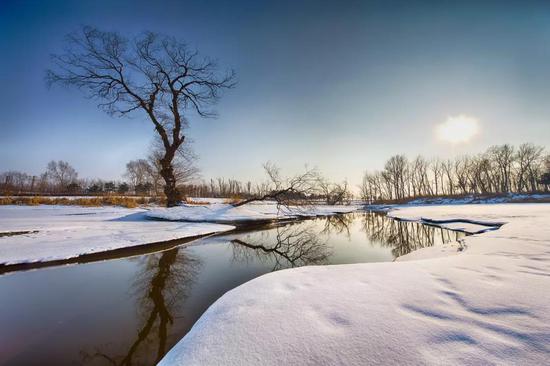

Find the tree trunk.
xmin=160 ymin=156 xmax=182 ymax=207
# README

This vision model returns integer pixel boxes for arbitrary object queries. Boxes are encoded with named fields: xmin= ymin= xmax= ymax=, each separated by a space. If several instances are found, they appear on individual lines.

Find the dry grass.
xmin=184 ymin=197 xmax=211 ymax=205
xmin=0 ymin=196 xmax=165 ymax=208
xmin=223 ymin=196 xmax=242 ymax=205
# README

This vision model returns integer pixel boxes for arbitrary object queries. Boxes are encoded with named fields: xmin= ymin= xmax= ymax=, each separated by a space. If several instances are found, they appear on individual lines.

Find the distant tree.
xmin=135 ymin=182 xmax=153 ymax=196
xmin=0 ymin=171 xmax=32 ymax=194
xmin=539 ymin=172 xmax=550 ymax=190
xmin=318 ymin=178 xmax=351 ymax=205
xmin=104 ymin=181 xmax=116 ymax=194
xmin=46 ymin=160 xmax=78 ymax=191
xmin=87 ymin=182 xmax=104 ymax=194
xmin=118 ymin=182 xmax=130 ymax=194
xmin=540 ymin=156 xmax=550 ymax=191
xmin=66 ymin=182 xmax=81 ymax=194
xmin=47 ymin=26 xmax=235 ymax=206
xmin=515 ymin=143 xmax=545 ymax=192
xmin=488 ymin=144 xmax=515 ymax=193
xmin=360 ymin=143 xmax=547 ymax=202
xmin=384 ymin=155 xmax=408 ymax=200
xmin=125 ymin=159 xmax=151 ymax=189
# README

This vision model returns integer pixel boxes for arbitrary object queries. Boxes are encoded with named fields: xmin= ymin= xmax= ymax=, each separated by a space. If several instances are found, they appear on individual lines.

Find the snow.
xmin=0 ymin=201 xmax=356 ymax=267
xmin=0 ymin=205 xmax=234 ymax=266
xmin=160 ymin=203 xmax=550 ymax=366
xmin=147 ymin=201 xmax=359 ymax=223
xmin=404 ymin=193 xmax=550 ymax=205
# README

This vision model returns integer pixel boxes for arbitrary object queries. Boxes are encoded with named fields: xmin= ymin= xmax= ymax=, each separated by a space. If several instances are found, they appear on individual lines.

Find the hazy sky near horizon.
xmin=1 ymin=0 xmax=550 ymax=186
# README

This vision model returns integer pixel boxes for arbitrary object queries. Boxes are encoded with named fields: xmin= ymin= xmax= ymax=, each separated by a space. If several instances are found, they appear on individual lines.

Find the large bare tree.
xmin=46 ymin=160 xmax=78 ymax=191
xmin=47 ymin=26 xmax=235 ymax=206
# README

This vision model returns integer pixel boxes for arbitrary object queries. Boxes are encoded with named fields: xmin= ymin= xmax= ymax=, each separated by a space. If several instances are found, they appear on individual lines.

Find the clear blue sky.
xmin=1 ymin=0 xmax=550 ymax=186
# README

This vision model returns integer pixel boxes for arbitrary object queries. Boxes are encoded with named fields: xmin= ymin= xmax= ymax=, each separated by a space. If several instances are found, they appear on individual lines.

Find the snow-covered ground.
xmin=0 ymin=202 xmax=357 ymax=266
xmin=403 ymin=193 xmax=550 ymax=205
xmin=148 ymin=201 xmax=359 ymax=223
xmin=160 ymin=203 xmax=550 ymax=366
xmin=0 ymin=205 xmax=234 ymax=266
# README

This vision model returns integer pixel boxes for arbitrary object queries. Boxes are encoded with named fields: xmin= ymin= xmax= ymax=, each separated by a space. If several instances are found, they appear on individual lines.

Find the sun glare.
xmin=436 ymin=115 xmax=480 ymax=144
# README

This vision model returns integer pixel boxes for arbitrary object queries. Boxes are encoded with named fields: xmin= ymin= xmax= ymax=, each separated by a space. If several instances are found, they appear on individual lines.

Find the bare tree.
xmin=46 ymin=160 xmax=78 ymax=191
xmin=124 ymin=139 xmax=199 ymax=198
xmin=47 ymin=26 xmax=235 ymax=206
xmin=441 ymin=159 xmax=455 ymax=195
xmin=410 ymin=156 xmax=431 ymax=197
xmin=125 ymin=159 xmax=151 ymax=189
xmin=384 ymin=155 xmax=408 ymax=200
xmin=489 ymin=144 xmax=515 ymax=193
xmin=148 ymin=138 xmax=200 ymax=196
xmin=318 ymin=178 xmax=352 ymax=205
xmin=516 ymin=143 xmax=544 ymax=192
xmin=0 ymin=171 xmax=32 ymax=194
xmin=430 ymin=158 xmax=443 ymax=196
xmin=360 ymin=143 xmax=547 ymax=203
xmin=233 ymin=163 xmax=321 ymax=208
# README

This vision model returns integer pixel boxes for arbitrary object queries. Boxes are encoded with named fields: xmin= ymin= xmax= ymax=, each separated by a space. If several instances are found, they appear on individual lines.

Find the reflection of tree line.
xmin=79 ymin=212 xmax=464 ymax=365
xmin=360 ymin=211 xmax=465 ymax=258
xmin=230 ymin=212 xmax=464 ymax=268
xmin=80 ymin=248 xmax=201 ymax=366
xmin=319 ymin=214 xmax=354 ymax=238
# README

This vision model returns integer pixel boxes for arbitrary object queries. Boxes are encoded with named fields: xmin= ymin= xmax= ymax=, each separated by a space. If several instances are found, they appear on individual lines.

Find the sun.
xmin=436 ymin=115 xmax=480 ymax=144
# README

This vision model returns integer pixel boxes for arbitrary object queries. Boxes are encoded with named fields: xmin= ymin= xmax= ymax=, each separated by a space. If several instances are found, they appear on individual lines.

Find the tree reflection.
xmin=319 ymin=213 xmax=354 ymax=238
xmin=80 ymin=248 xmax=201 ymax=366
xmin=361 ymin=211 xmax=465 ymax=258
xmin=231 ymin=224 xmax=331 ymax=270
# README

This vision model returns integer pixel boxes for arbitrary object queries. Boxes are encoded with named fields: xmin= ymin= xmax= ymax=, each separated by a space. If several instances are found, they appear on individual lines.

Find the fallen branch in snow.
xmin=232 ymin=163 xmax=321 ymax=210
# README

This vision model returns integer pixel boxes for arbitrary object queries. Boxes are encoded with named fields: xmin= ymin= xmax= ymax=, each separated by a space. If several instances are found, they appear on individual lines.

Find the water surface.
xmin=0 ymin=211 xmax=465 ymax=365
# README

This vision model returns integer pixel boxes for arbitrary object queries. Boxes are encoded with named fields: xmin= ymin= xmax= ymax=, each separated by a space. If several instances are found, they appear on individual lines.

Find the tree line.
xmin=3 ymin=143 xmax=549 ymax=203
xmin=360 ymin=143 xmax=550 ymax=202
xmin=0 ymin=160 xmax=353 ymax=207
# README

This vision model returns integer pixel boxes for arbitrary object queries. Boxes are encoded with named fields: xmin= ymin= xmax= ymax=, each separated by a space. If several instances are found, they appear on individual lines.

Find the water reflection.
xmin=80 ymin=249 xmax=201 ymax=365
xmin=231 ymin=224 xmax=331 ymax=270
xmin=320 ymin=214 xmax=354 ymax=238
xmin=361 ymin=211 xmax=466 ymax=258
xmin=0 ymin=211 xmax=471 ymax=366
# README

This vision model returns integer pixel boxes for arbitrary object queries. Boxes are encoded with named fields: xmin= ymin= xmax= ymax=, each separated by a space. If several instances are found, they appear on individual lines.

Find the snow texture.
xmin=0 ymin=205 xmax=234 ymax=265
xmin=160 ymin=203 xmax=550 ymax=366
xmin=147 ymin=201 xmax=359 ymax=223
xmin=405 ymin=193 xmax=550 ymax=205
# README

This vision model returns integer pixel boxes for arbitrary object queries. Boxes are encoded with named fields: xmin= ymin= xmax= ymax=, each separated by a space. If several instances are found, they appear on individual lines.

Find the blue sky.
xmin=1 ymin=0 xmax=550 ymax=185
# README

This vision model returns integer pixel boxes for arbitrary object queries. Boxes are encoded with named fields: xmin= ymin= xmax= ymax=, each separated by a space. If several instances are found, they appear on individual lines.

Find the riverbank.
xmin=0 ymin=205 xmax=234 ymax=267
xmin=147 ymin=201 xmax=360 ymax=224
xmin=160 ymin=203 xmax=550 ymax=365
xmin=0 ymin=202 xmax=358 ymax=268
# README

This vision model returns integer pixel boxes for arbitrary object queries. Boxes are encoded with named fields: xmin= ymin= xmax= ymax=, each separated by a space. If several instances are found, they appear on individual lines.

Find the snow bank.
xmin=0 ymin=205 xmax=234 ymax=266
xmin=405 ymin=193 xmax=550 ymax=205
xmin=147 ymin=201 xmax=359 ymax=223
xmin=160 ymin=203 xmax=550 ymax=366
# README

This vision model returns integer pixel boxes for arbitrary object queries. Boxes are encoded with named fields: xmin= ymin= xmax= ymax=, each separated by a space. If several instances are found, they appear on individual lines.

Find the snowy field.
xmin=148 ymin=201 xmax=360 ymax=223
xmin=406 ymin=193 xmax=550 ymax=205
xmin=0 ymin=205 xmax=234 ymax=266
xmin=160 ymin=203 xmax=550 ymax=366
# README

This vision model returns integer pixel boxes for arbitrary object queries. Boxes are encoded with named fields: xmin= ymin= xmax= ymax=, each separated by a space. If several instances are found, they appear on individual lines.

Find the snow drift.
xmin=160 ymin=203 xmax=550 ymax=366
